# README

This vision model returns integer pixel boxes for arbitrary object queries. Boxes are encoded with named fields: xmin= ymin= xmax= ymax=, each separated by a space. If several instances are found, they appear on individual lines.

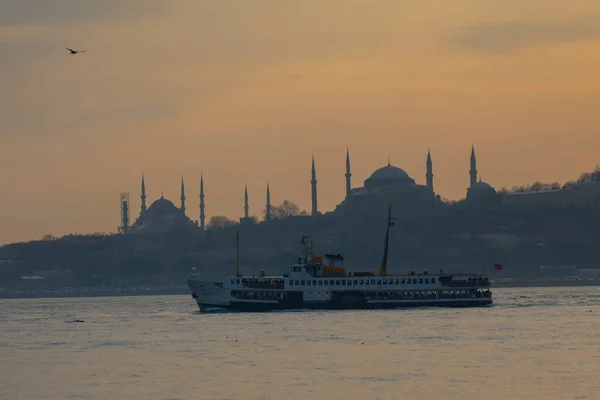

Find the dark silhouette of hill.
xmin=1 ymin=168 xmax=599 ymax=291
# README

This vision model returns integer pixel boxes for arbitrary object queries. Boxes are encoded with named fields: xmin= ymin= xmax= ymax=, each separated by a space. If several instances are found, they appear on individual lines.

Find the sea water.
xmin=1 ymin=287 xmax=599 ymax=399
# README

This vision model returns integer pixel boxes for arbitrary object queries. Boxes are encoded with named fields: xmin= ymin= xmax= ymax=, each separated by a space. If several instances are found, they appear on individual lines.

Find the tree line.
xmin=207 ymin=200 xmax=308 ymax=228
xmin=497 ymin=166 xmax=600 ymax=194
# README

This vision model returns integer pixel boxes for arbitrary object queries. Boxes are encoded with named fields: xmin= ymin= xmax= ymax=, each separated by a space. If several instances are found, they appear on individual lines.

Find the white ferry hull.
xmin=188 ymin=279 xmax=492 ymax=312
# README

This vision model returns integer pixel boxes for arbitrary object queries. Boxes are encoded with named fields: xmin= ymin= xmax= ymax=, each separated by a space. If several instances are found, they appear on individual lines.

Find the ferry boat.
xmin=186 ymin=206 xmax=492 ymax=311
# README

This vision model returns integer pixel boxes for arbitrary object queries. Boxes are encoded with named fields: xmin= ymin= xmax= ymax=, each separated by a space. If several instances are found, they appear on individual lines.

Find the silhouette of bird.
xmin=65 ymin=47 xmax=84 ymax=55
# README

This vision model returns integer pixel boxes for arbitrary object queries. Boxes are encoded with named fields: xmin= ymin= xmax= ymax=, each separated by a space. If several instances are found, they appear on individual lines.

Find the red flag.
xmin=494 ymin=263 xmax=502 ymax=271
xmin=191 ymin=266 xmax=197 ymax=271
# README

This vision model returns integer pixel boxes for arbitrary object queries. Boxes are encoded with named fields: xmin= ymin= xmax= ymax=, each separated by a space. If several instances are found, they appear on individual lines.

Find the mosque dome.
xmin=466 ymin=180 xmax=498 ymax=203
xmin=469 ymin=181 xmax=495 ymax=191
xmin=364 ymin=163 xmax=416 ymax=188
xmin=131 ymin=196 xmax=196 ymax=232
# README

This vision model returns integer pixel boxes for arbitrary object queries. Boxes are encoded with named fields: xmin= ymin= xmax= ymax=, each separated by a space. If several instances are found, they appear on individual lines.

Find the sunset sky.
xmin=1 ymin=1 xmax=600 ymax=243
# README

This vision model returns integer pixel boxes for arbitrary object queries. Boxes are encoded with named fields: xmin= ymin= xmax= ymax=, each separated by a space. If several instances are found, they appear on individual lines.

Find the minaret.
xmin=180 ymin=176 xmax=186 ymax=214
xmin=469 ymin=145 xmax=477 ymax=187
xmin=426 ymin=149 xmax=434 ymax=192
xmin=345 ymin=148 xmax=352 ymax=198
xmin=265 ymin=182 xmax=271 ymax=221
xmin=311 ymin=156 xmax=319 ymax=216
xmin=140 ymin=174 xmax=147 ymax=214
xmin=244 ymin=184 xmax=249 ymax=219
xmin=199 ymin=173 xmax=205 ymax=230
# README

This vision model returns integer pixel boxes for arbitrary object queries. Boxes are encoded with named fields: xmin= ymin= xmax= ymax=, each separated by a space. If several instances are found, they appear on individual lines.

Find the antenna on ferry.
xmin=379 ymin=204 xmax=396 ymax=276
xmin=236 ymin=229 xmax=241 ymax=277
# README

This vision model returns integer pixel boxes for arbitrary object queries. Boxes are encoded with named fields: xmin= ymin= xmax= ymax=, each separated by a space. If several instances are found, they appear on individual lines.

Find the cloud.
xmin=452 ymin=15 xmax=600 ymax=52
xmin=0 ymin=0 xmax=161 ymax=26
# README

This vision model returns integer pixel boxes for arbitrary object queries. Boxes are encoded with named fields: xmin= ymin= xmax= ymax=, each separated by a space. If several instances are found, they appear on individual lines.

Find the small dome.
xmin=466 ymin=180 xmax=498 ymax=203
xmin=365 ymin=163 xmax=415 ymax=187
xmin=470 ymin=181 xmax=495 ymax=191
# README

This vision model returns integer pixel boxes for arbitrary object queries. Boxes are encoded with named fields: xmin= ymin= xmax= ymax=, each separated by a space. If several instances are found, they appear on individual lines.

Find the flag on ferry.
xmin=191 ymin=266 xmax=196 ymax=271
xmin=494 ymin=263 xmax=502 ymax=271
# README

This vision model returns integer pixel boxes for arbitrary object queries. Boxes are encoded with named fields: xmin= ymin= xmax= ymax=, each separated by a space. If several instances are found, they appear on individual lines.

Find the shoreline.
xmin=1 ymin=280 xmax=599 ymax=300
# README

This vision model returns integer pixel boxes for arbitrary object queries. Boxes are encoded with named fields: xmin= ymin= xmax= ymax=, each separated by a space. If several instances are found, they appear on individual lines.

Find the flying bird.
xmin=65 ymin=47 xmax=84 ymax=55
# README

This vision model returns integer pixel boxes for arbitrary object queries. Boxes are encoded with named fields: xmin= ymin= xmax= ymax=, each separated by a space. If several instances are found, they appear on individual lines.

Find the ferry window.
xmin=295 ymin=280 xmax=299 ymax=285
xmin=289 ymin=281 xmax=293 ymax=286
xmin=236 ymin=279 xmax=240 ymax=284
xmin=431 ymin=278 xmax=436 ymax=283
xmin=341 ymin=280 xmax=346 ymax=285
xmin=312 ymin=280 xmax=317 ymax=285
xmin=359 ymin=280 xmax=363 ymax=285
xmin=371 ymin=280 xmax=375 ymax=285
xmin=377 ymin=280 xmax=381 ymax=285
xmin=425 ymin=279 xmax=429 ymax=284
xmin=318 ymin=280 xmax=322 ymax=286
xmin=301 ymin=280 xmax=305 ymax=285
xmin=335 ymin=280 xmax=341 ymax=285
xmin=382 ymin=279 xmax=387 ymax=284
xmin=412 ymin=279 xmax=417 ymax=284
xmin=419 ymin=279 xmax=423 ymax=284
xmin=230 ymin=279 xmax=234 ymax=284
xmin=401 ymin=279 xmax=405 ymax=284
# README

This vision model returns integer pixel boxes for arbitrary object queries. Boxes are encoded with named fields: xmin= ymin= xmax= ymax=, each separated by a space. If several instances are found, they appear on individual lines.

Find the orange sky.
xmin=1 ymin=1 xmax=600 ymax=243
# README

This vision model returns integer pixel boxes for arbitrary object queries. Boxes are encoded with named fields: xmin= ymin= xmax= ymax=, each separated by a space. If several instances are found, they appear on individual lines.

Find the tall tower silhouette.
xmin=140 ymin=174 xmax=147 ymax=214
xmin=199 ymin=173 xmax=205 ymax=230
xmin=244 ymin=184 xmax=249 ymax=219
xmin=265 ymin=182 xmax=271 ymax=221
xmin=180 ymin=176 xmax=186 ymax=214
xmin=469 ymin=145 xmax=477 ymax=187
xmin=311 ymin=156 xmax=319 ymax=216
xmin=426 ymin=149 xmax=434 ymax=192
xmin=345 ymin=148 xmax=352 ymax=198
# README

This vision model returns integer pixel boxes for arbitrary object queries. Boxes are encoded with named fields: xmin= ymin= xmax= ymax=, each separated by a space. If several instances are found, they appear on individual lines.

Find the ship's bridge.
xmin=289 ymin=253 xmax=348 ymax=278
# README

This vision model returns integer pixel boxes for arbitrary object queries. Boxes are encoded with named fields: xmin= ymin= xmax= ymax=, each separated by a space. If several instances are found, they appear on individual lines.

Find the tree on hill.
xmin=508 ymin=166 xmax=600 ymax=192
xmin=265 ymin=200 xmax=308 ymax=220
xmin=577 ymin=166 xmax=600 ymax=183
xmin=207 ymin=216 xmax=238 ymax=229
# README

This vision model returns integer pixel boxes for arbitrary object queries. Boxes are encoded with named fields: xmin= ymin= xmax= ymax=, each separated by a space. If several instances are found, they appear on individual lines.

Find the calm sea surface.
xmin=1 ymin=287 xmax=599 ymax=400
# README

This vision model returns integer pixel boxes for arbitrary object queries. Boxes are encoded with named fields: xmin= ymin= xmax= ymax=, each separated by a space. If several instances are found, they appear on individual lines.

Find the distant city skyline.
xmin=1 ymin=1 xmax=600 ymax=243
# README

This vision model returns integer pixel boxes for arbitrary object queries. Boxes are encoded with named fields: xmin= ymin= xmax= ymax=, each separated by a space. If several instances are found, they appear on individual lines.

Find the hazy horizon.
xmin=1 ymin=1 xmax=600 ymax=243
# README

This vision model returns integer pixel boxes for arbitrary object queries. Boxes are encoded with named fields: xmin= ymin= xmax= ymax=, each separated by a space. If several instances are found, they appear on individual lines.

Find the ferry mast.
xmin=236 ymin=229 xmax=241 ymax=277
xmin=379 ymin=204 xmax=396 ymax=276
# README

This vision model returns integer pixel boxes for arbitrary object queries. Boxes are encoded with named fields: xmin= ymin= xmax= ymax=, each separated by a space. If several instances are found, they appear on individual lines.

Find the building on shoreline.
xmin=124 ymin=147 xmax=600 ymax=232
